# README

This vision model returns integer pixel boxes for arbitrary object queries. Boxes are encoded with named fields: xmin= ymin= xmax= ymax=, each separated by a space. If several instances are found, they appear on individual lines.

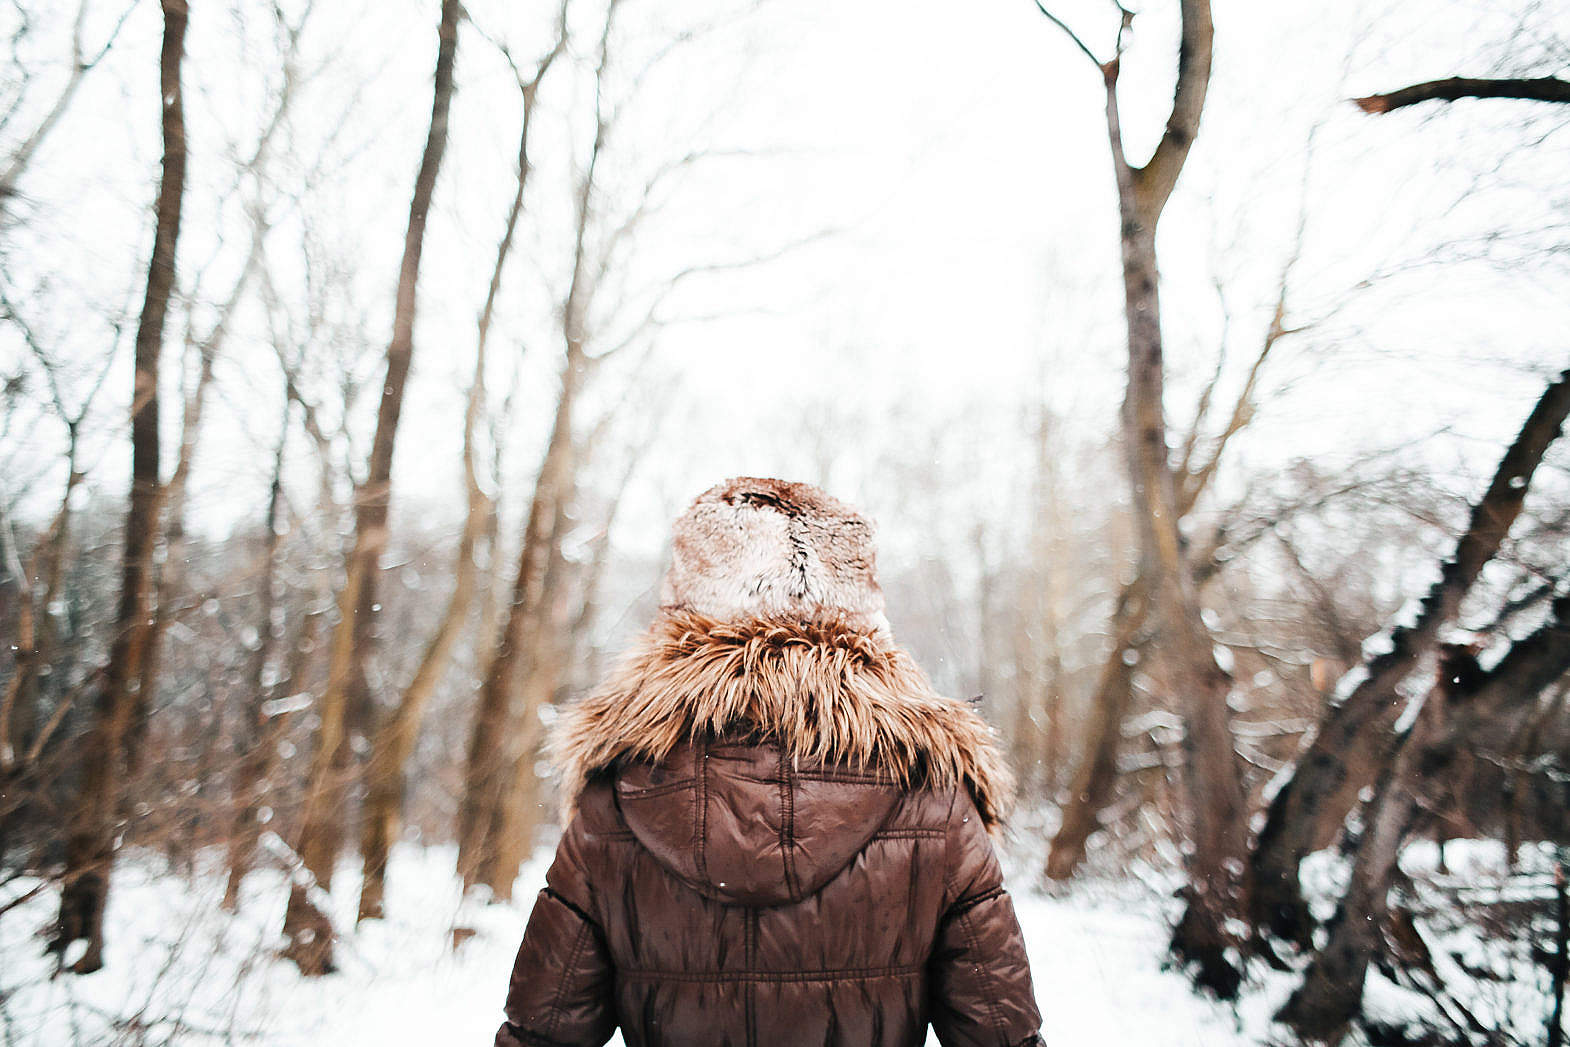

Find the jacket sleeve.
xmin=927 ymin=788 xmax=1044 ymax=1047
xmin=494 ymin=815 xmax=616 ymax=1047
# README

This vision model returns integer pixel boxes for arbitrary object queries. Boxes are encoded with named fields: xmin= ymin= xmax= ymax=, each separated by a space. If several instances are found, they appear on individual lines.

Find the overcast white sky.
xmin=3 ymin=0 xmax=1568 ymax=566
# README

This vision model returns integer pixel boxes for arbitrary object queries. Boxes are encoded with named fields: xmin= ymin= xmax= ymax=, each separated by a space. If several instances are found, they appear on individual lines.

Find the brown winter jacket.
xmin=493 ymin=613 xmax=1043 ymax=1047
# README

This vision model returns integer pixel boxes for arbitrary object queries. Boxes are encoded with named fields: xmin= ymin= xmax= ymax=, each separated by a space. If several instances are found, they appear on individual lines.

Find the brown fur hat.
xmin=660 ymin=477 xmax=888 ymax=633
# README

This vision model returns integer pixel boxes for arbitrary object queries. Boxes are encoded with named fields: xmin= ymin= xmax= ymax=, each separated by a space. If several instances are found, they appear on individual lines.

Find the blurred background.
xmin=1 ymin=0 xmax=1568 ymax=1043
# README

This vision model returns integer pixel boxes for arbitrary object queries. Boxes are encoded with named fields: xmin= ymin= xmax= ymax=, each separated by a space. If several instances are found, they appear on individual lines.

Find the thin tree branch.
xmin=1032 ymin=0 xmax=1104 ymax=67
xmin=1354 ymin=76 xmax=1570 ymax=114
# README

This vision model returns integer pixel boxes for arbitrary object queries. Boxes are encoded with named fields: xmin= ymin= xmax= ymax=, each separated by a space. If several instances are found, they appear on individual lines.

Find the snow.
xmin=0 ymin=841 xmax=1554 ymax=1045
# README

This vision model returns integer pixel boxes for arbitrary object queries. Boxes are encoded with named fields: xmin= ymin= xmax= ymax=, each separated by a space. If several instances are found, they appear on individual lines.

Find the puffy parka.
xmin=493 ymin=614 xmax=1043 ymax=1047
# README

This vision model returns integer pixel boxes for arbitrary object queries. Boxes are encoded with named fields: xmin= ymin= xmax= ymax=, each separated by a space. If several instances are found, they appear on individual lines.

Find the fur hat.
xmin=660 ymin=477 xmax=888 ymax=633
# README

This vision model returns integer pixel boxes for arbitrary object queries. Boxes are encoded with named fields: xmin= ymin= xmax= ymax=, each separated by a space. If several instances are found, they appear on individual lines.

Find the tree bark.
xmin=220 ymin=412 xmax=288 ymax=912
xmin=1551 ymin=854 xmax=1568 ymax=1047
xmin=1250 ymin=367 xmax=1570 ymax=946
xmin=49 ymin=0 xmax=188 ymax=975
xmin=357 ymin=318 xmax=488 ymax=923
xmin=1046 ymin=576 xmax=1149 ymax=880
xmin=1280 ymin=601 xmax=1570 ymax=1040
xmin=282 ymin=0 xmax=459 ymax=975
xmin=1354 ymin=76 xmax=1570 ymax=114
xmin=1094 ymin=0 xmax=1247 ymax=997
xmin=457 ymin=362 xmax=580 ymax=897
xmin=356 ymin=17 xmax=565 ymax=921
xmin=456 ymin=0 xmax=617 ymax=902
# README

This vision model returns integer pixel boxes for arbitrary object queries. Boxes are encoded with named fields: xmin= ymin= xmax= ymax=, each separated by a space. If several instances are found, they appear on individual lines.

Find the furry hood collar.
xmin=551 ymin=610 xmax=1014 ymax=830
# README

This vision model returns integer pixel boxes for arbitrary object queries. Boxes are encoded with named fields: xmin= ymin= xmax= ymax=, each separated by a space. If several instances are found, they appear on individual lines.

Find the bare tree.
xmin=0 ymin=0 xmax=135 ymax=221
xmin=129 ymin=0 xmax=311 ymax=798
xmin=282 ymin=0 xmax=460 ymax=976
xmin=1034 ymin=0 xmax=1250 ymax=994
xmin=0 ymin=304 xmax=113 ymax=860
xmin=1250 ymin=367 xmax=1570 ymax=947
xmin=456 ymin=0 xmax=642 ymax=902
xmin=220 ymin=398 xmax=290 ymax=913
xmin=1047 ymin=237 xmax=1309 ymax=881
xmin=1280 ymin=599 xmax=1570 ymax=1041
xmin=354 ymin=5 xmax=569 ymax=925
xmin=49 ymin=0 xmax=188 ymax=975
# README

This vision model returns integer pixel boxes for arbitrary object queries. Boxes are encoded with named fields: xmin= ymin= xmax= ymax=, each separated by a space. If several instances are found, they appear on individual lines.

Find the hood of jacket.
xmin=612 ymin=740 xmax=904 ymax=905
xmin=551 ymin=611 xmax=1014 ymax=904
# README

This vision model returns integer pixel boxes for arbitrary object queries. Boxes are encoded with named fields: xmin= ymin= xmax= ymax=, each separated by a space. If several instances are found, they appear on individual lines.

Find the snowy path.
xmin=0 ymin=845 xmax=1284 ymax=1045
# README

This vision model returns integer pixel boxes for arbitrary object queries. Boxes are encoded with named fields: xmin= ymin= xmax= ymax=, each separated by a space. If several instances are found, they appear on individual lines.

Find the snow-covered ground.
xmin=0 ymin=841 xmax=1555 ymax=1045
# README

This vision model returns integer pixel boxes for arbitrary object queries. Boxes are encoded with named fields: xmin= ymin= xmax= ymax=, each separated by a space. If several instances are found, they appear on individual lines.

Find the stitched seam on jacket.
xmin=545 ymin=920 xmax=591 ymax=1042
xmin=719 ymin=769 xmax=889 ymax=786
xmin=502 ymin=1023 xmax=577 ymax=1047
xmin=957 ymin=906 xmax=1009 ymax=1046
xmin=618 ymin=964 xmax=923 ymax=984
xmin=872 ymin=828 xmax=944 ymax=841
xmin=745 ymin=911 xmax=758 ymax=1047
xmin=695 ymin=738 xmax=710 ymax=884
xmin=778 ymin=749 xmax=799 ymax=901
xmin=502 ymin=1020 xmax=573 ymax=1047
xmin=615 ymin=777 xmax=696 ymax=800
xmin=949 ymin=884 xmax=1005 ymax=919
xmin=794 ymin=770 xmax=898 ymax=784
xmin=940 ymin=787 xmax=959 ymax=907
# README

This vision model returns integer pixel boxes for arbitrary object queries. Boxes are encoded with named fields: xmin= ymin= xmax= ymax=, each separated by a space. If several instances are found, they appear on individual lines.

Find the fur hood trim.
xmin=552 ymin=610 xmax=1015 ymax=829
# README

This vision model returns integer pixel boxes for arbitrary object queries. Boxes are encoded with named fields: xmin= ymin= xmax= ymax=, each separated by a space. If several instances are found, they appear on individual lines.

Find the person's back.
xmin=494 ymin=478 xmax=1043 ymax=1047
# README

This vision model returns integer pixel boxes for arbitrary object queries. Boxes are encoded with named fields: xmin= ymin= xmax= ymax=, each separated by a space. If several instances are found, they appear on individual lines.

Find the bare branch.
xmin=1132 ymin=0 xmax=1213 ymax=224
xmin=1032 ymin=0 xmax=1104 ymax=67
xmin=1354 ymin=75 xmax=1570 ymax=114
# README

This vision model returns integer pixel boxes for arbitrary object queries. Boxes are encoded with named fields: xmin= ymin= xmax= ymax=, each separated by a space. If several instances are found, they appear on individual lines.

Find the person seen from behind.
xmin=493 ymin=477 xmax=1044 ymax=1047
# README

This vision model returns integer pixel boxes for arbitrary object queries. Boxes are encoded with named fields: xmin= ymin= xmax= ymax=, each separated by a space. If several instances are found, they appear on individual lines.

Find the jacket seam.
xmin=544 ymin=919 xmax=591 ymax=1042
xmin=695 ymin=738 xmax=711 ymax=885
xmin=872 ymin=828 xmax=945 ymax=841
xmin=615 ymin=777 xmax=696 ymax=800
xmin=949 ymin=884 xmax=1005 ymax=918
xmin=941 ymin=787 xmax=960 ymax=907
xmin=778 ymin=749 xmax=800 ymax=901
xmin=594 ymin=830 xmax=638 ymax=841
xmin=719 ymin=769 xmax=894 ymax=787
xmin=745 ymin=910 xmax=758 ymax=1047
xmin=957 ymin=904 xmax=1009 ymax=1045
xmin=794 ymin=770 xmax=898 ymax=784
xmin=501 ymin=1021 xmax=574 ymax=1047
xmin=618 ymin=963 xmax=924 ymax=984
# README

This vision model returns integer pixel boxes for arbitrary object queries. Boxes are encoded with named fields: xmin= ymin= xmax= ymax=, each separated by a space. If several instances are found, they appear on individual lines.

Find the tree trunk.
xmin=131 ymin=204 xmax=273 ymax=788
xmin=282 ymin=0 xmax=460 ymax=975
xmin=481 ymin=482 xmax=576 ymax=898
xmin=356 ymin=23 xmax=565 ymax=918
xmin=1046 ymin=576 xmax=1149 ymax=880
xmin=1250 ymin=367 xmax=1570 ymax=946
xmin=1095 ymin=0 xmax=1245 ymax=995
xmin=221 ymin=417 xmax=288 ymax=911
xmin=357 ymin=329 xmax=488 ymax=923
xmin=49 ymin=0 xmax=188 ymax=975
xmin=457 ymin=362 xmax=580 ymax=897
xmin=1551 ymin=855 xmax=1567 ymax=1047
xmin=1120 ymin=211 xmax=1247 ymax=997
xmin=457 ymin=1 xmax=614 ymax=901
